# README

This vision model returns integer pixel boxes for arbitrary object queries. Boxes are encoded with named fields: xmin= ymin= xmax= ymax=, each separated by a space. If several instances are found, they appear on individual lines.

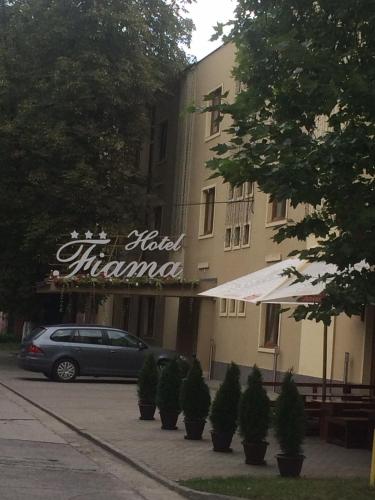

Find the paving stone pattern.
xmin=0 ymin=353 xmax=371 ymax=481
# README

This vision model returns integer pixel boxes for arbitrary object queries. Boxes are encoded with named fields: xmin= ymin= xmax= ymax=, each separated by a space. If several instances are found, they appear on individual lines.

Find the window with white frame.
xmin=219 ymin=298 xmax=228 ymax=316
xmin=261 ymin=304 xmax=281 ymax=348
xmin=242 ymin=223 xmax=251 ymax=246
xmin=244 ymin=181 xmax=254 ymax=198
xmin=228 ymin=299 xmax=236 ymax=316
xmin=208 ymin=87 xmax=222 ymax=137
xmin=200 ymin=186 xmax=215 ymax=236
xmin=234 ymin=184 xmax=244 ymax=200
xmin=267 ymin=197 xmax=287 ymax=223
xmin=233 ymin=226 xmax=241 ymax=248
xmin=237 ymin=301 xmax=246 ymax=317
xmin=224 ymin=181 xmax=252 ymax=250
xmin=224 ymin=227 xmax=232 ymax=249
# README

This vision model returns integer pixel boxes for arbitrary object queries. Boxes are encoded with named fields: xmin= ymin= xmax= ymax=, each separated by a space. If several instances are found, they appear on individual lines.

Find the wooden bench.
xmin=326 ymin=416 xmax=370 ymax=448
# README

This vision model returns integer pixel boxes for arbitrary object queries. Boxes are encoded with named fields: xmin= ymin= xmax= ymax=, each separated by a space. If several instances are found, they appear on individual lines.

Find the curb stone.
xmin=0 ymin=380 xmax=241 ymax=500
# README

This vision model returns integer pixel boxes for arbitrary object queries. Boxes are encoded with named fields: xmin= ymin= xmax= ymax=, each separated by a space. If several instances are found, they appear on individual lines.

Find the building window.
xmin=201 ymin=186 xmax=215 ymax=236
xmin=209 ymin=87 xmax=222 ymax=136
xmin=234 ymin=184 xmax=244 ymax=200
xmin=242 ymin=223 xmax=251 ymax=246
xmin=219 ymin=298 xmax=227 ymax=316
xmin=235 ymin=80 xmax=247 ymax=95
xmin=233 ymin=226 xmax=241 ymax=248
xmin=244 ymin=181 xmax=254 ymax=198
xmin=270 ymin=198 xmax=287 ymax=222
xmin=228 ymin=299 xmax=236 ymax=316
xmin=237 ymin=301 xmax=246 ymax=317
xmin=263 ymin=304 xmax=280 ymax=348
xmin=158 ymin=121 xmax=168 ymax=161
xmin=224 ymin=227 xmax=232 ymax=249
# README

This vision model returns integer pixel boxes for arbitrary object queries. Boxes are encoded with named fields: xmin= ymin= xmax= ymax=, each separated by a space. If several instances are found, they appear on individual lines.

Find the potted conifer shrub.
xmin=177 ymin=357 xmax=191 ymax=379
xmin=239 ymin=365 xmax=270 ymax=465
xmin=156 ymin=358 xmax=182 ymax=430
xmin=209 ymin=362 xmax=241 ymax=452
xmin=180 ymin=358 xmax=211 ymax=440
xmin=137 ymin=353 xmax=159 ymax=420
xmin=275 ymin=370 xmax=306 ymax=477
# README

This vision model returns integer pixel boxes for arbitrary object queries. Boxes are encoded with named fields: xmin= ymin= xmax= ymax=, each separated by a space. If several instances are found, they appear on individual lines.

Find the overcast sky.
xmin=186 ymin=0 xmax=236 ymax=61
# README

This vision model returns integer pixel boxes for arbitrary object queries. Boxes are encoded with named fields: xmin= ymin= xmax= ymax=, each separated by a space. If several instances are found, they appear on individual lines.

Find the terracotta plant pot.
xmin=276 ymin=454 xmax=305 ymax=477
xmin=138 ymin=402 xmax=156 ymax=421
xmin=242 ymin=440 xmax=268 ymax=465
xmin=159 ymin=410 xmax=179 ymax=430
xmin=210 ymin=430 xmax=234 ymax=452
xmin=184 ymin=419 xmax=206 ymax=440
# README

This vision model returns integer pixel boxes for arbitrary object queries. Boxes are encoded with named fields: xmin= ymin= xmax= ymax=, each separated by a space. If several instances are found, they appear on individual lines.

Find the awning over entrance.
xmin=36 ymin=278 xmax=217 ymax=298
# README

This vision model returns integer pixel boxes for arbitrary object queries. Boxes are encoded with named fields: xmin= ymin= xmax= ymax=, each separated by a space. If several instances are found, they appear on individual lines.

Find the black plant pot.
xmin=184 ymin=419 xmax=206 ymax=440
xmin=242 ymin=440 xmax=268 ymax=465
xmin=276 ymin=454 xmax=305 ymax=477
xmin=159 ymin=410 xmax=179 ymax=430
xmin=138 ymin=402 xmax=156 ymax=421
xmin=210 ymin=430 xmax=234 ymax=452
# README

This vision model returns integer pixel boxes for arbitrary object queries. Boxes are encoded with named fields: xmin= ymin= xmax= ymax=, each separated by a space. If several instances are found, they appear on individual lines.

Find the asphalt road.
xmin=0 ymin=352 xmax=185 ymax=500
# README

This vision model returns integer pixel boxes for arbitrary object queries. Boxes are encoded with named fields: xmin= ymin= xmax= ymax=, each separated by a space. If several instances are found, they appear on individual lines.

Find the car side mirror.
xmin=138 ymin=341 xmax=147 ymax=350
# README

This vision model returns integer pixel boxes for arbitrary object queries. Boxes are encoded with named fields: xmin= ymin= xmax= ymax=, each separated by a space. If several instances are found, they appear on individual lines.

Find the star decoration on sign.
xmin=71 ymin=230 xmax=79 ymax=239
xmin=85 ymin=230 xmax=93 ymax=239
xmin=99 ymin=231 xmax=107 ymax=239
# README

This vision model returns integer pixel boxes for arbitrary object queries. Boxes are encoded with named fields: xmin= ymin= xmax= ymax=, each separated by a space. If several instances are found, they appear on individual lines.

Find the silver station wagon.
xmin=18 ymin=325 xmax=177 ymax=382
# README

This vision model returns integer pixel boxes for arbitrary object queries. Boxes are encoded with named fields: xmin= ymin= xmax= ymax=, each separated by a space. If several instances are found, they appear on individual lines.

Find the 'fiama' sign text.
xmin=56 ymin=230 xmax=185 ymax=279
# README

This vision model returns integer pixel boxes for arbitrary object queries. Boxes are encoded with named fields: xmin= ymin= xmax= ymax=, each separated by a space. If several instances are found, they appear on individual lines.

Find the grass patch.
xmin=180 ymin=476 xmax=374 ymax=500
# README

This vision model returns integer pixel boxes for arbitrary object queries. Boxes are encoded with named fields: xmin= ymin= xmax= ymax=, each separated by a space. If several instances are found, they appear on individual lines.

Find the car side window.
xmin=107 ymin=330 xmax=139 ymax=348
xmin=75 ymin=329 xmax=104 ymax=345
xmin=51 ymin=329 xmax=75 ymax=342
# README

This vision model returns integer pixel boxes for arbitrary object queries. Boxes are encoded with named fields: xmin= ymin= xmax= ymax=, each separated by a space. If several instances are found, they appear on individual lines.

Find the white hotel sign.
xmin=56 ymin=230 xmax=185 ymax=280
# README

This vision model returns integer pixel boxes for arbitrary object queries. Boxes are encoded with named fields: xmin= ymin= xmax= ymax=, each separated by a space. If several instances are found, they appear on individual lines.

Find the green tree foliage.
xmin=210 ymin=361 xmax=241 ymax=434
xmin=238 ymin=365 xmax=270 ymax=443
xmin=180 ymin=358 xmax=211 ymax=421
xmin=156 ymin=358 xmax=182 ymax=412
xmin=0 ymin=0 xmax=193 ymax=318
xmin=208 ymin=0 xmax=375 ymax=324
xmin=274 ymin=371 xmax=305 ymax=456
xmin=137 ymin=353 xmax=159 ymax=404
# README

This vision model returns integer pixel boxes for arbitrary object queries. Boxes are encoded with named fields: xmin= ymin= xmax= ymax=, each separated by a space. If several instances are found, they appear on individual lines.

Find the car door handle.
xmin=73 ymin=347 xmax=82 ymax=351
xmin=110 ymin=350 xmax=118 ymax=353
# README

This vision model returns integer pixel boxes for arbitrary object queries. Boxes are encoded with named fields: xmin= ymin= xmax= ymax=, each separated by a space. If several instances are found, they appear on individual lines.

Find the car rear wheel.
xmin=53 ymin=359 xmax=78 ymax=382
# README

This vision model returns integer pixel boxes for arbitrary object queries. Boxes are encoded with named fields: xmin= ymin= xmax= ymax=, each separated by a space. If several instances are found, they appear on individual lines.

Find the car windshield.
xmin=23 ymin=326 xmax=46 ymax=342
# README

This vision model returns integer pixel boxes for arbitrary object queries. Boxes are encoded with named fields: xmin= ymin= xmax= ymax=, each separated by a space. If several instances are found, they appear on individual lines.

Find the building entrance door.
xmin=176 ymin=298 xmax=200 ymax=357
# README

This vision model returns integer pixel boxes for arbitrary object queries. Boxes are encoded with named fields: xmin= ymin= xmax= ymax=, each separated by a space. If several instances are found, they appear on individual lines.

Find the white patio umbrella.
xmin=200 ymin=258 xmax=365 ymax=401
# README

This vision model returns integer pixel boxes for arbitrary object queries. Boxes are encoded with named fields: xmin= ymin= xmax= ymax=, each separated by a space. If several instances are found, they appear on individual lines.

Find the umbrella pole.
xmin=322 ymin=323 xmax=328 ymax=402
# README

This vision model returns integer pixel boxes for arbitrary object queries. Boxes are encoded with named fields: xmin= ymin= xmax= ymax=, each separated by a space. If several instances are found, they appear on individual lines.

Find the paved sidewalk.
xmin=0 ymin=378 xmax=186 ymax=499
xmin=0 ymin=352 xmax=371 ymax=482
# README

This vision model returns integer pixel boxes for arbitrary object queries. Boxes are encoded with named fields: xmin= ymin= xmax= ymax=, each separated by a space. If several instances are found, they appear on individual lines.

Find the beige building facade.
xmin=98 ymin=43 xmax=375 ymax=387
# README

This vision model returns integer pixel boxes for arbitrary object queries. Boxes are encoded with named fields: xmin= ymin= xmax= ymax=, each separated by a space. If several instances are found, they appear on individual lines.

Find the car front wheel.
xmin=53 ymin=359 xmax=78 ymax=382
